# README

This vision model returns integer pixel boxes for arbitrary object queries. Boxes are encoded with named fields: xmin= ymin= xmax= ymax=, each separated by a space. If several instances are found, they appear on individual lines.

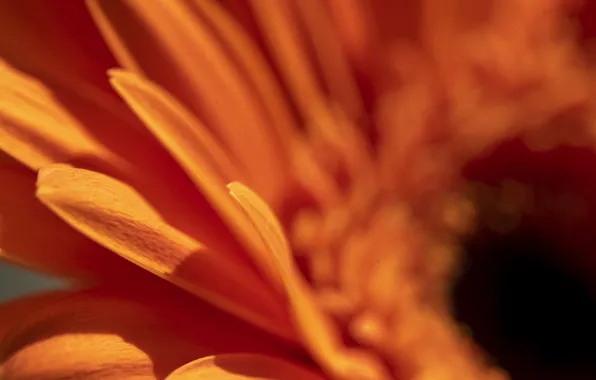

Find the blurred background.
xmin=0 ymin=262 xmax=65 ymax=302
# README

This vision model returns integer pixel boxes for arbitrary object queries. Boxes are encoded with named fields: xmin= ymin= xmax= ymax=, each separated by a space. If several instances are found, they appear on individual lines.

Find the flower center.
xmin=291 ymin=177 xmax=504 ymax=379
xmin=290 ymin=137 xmax=596 ymax=379
xmin=452 ymin=141 xmax=596 ymax=379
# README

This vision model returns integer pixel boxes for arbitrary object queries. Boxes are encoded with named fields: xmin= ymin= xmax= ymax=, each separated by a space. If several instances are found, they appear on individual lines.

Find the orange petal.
xmin=0 ymin=155 xmax=141 ymax=281
xmin=109 ymin=70 xmax=242 ymax=184
xmin=0 ymin=284 xmax=293 ymax=380
xmin=228 ymin=183 xmax=390 ymax=380
xmin=294 ymin=0 xmax=363 ymax=119
xmin=189 ymin=0 xmax=299 ymax=149
xmin=0 ymin=65 xmax=227 ymax=280
xmin=109 ymin=70 xmax=283 ymax=289
xmin=326 ymin=0 xmax=377 ymax=71
xmin=87 ymin=0 xmax=288 ymax=204
xmin=249 ymin=0 xmax=326 ymax=119
xmin=0 ymin=63 xmax=124 ymax=171
xmin=0 ymin=60 xmax=244 ymax=261
xmin=165 ymin=354 xmax=324 ymax=380
xmin=36 ymin=166 xmax=296 ymax=342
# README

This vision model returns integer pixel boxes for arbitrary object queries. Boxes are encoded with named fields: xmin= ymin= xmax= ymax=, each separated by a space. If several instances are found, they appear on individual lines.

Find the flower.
xmin=1 ymin=1 xmax=596 ymax=379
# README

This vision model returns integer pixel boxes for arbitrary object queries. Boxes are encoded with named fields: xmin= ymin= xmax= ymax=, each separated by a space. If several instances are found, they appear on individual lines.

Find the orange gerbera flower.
xmin=2 ymin=1 xmax=596 ymax=379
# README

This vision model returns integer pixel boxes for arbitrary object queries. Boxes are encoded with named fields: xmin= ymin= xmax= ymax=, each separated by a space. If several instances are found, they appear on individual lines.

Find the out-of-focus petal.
xmin=228 ymin=183 xmax=390 ymax=380
xmin=0 ymin=154 xmax=141 ymax=281
xmin=294 ymin=0 xmax=363 ymax=119
xmin=249 ymin=0 xmax=326 ymax=120
xmin=36 ymin=166 xmax=296 ymax=342
xmin=109 ymin=71 xmax=284 ymax=289
xmin=326 ymin=0 xmax=378 ymax=70
xmin=189 ymin=0 xmax=299 ymax=149
xmin=165 ymin=354 xmax=324 ymax=380
xmin=87 ymin=0 xmax=288 ymax=205
xmin=0 ymin=284 xmax=294 ymax=380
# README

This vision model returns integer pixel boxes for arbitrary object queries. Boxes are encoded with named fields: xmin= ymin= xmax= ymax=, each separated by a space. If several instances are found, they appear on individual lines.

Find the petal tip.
xmin=107 ymin=69 xmax=138 ymax=89
xmin=37 ymin=164 xmax=70 ymax=183
xmin=36 ymin=164 xmax=75 ymax=197
xmin=106 ymin=68 xmax=129 ymax=79
xmin=226 ymin=181 xmax=248 ymax=194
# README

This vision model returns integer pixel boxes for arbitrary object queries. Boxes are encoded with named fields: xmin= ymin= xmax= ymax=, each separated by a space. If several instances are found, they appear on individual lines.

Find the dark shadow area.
xmin=0 ymin=278 xmax=298 ymax=380
xmin=453 ymin=223 xmax=596 ymax=380
xmin=456 ymin=139 xmax=596 ymax=379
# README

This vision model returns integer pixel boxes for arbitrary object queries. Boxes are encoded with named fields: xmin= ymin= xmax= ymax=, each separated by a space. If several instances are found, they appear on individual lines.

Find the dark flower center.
xmin=454 ymin=228 xmax=596 ymax=379
xmin=452 ymin=141 xmax=596 ymax=379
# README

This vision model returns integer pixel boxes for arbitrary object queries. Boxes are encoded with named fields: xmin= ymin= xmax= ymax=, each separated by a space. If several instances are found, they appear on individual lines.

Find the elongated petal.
xmin=109 ymin=71 xmax=284 ymax=288
xmin=109 ymin=70 xmax=242 ymax=184
xmin=326 ymin=0 xmax=377 ymax=70
xmin=295 ymin=0 xmax=363 ymax=119
xmin=0 ymin=63 xmax=123 ymax=171
xmin=0 ymin=61 xmax=244 ymax=258
xmin=228 ymin=183 xmax=390 ymax=380
xmin=36 ymin=166 xmax=296 ymax=342
xmin=88 ymin=0 xmax=288 ymax=204
xmin=0 ymin=284 xmax=292 ymax=380
xmin=249 ymin=0 xmax=326 ymax=120
xmin=0 ymin=156 xmax=141 ymax=281
xmin=189 ymin=0 xmax=299 ymax=148
xmin=165 ymin=354 xmax=324 ymax=380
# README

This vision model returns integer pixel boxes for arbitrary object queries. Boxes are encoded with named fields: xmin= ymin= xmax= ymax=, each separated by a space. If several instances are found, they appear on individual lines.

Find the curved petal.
xmin=294 ymin=0 xmax=363 ymax=119
xmin=109 ymin=71 xmax=283 ymax=288
xmin=87 ymin=0 xmax=288 ymax=204
xmin=36 ymin=166 xmax=296 ymax=343
xmin=188 ymin=0 xmax=299 ymax=148
xmin=228 ymin=183 xmax=390 ymax=380
xmin=165 ymin=354 xmax=324 ymax=380
xmin=0 ymin=61 xmax=248 ymax=260
xmin=249 ymin=0 xmax=326 ymax=120
xmin=0 ymin=156 xmax=142 ymax=281
xmin=0 ymin=63 xmax=124 ymax=171
xmin=109 ymin=70 xmax=243 ymax=185
xmin=326 ymin=0 xmax=377 ymax=71
xmin=0 ymin=283 xmax=294 ymax=380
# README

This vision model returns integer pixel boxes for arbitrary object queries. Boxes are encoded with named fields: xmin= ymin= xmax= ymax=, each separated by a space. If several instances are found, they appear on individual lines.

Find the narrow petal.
xmin=109 ymin=70 xmax=242 ymax=184
xmin=36 ymin=166 xmax=296 ymax=342
xmin=326 ymin=0 xmax=377 ymax=70
xmin=295 ymin=0 xmax=364 ymax=119
xmin=228 ymin=183 xmax=390 ymax=380
xmin=0 ymin=61 xmax=242 ymax=255
xmin=165 ymin=354 xmax=324 ymax=380
xmin=0 ymin=284 xmax=292 ymax=380
xmin=189 ymin=0 xmax=299 ymax=148
xmin=249 ymin=0 xmax=327 ymax=119
xmin=109 ymin=71 xmax=286 ymax=289
xmin=0 ymin=156 xmax=141 ymax=281
xmin=0 ymin=63 xmax=124 ymax=171
xmin=88 ymin=0 xmax=288 ymax=203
